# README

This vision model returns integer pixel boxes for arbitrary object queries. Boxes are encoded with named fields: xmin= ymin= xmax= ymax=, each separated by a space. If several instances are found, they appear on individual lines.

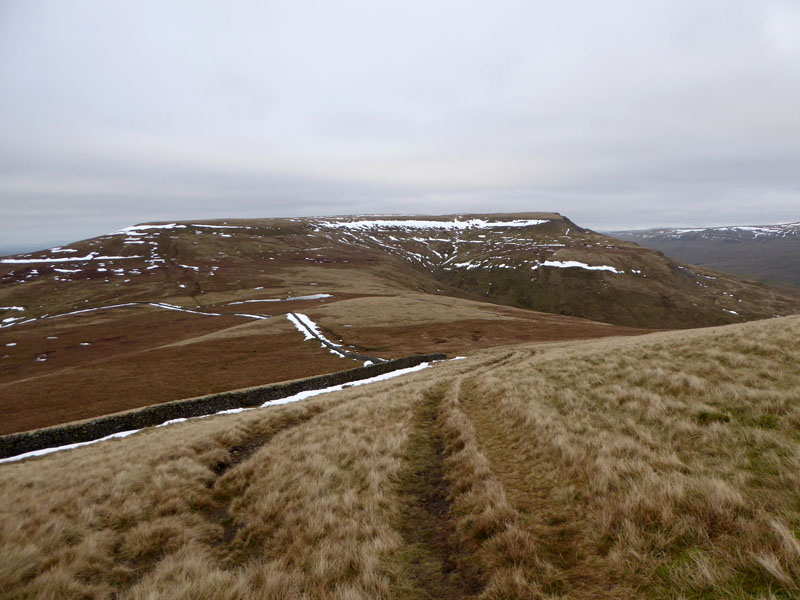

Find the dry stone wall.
xmin=0 ymin=353 xmax=445 ymax=460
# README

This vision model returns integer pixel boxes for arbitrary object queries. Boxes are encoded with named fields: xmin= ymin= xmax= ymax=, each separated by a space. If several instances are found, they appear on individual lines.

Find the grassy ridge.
xmin=2 ymin=317 xmax=800 ymax=597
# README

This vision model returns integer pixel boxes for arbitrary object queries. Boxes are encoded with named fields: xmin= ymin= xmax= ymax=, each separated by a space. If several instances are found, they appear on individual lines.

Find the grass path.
xmin=391 ymin=384 xmax=483 ymax=599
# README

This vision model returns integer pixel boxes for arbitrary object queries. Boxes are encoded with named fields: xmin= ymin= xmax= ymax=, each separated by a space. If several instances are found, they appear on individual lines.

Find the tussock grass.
xmin=0 ymin=369 xmax=442 ymax=599
xmin=460 ymin=317 xmax=800 ymax=598
xmin=437 ymin=375 xmax=559 ymax=599
xmin=2 ymin=316 xmax=800 ymax=598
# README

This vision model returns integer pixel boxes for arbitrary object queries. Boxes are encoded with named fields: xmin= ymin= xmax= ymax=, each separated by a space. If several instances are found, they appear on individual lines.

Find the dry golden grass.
xmin=2 ymin=316 xmax=800 ymax=598
xmin=0 ymin=366 xmax=443 ymax=599
xmin=457 ymin=317 xmax=800 ymax=598
xmin=437 ymin=373 xmax=559 ymax=599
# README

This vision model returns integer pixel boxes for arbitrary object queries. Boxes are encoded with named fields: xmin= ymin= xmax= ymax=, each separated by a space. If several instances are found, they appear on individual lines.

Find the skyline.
xmin=5 ymin=208 xmax=800 ymax=257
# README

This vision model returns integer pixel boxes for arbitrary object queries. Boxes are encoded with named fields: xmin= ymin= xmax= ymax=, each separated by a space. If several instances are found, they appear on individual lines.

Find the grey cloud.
xmin=1 ymin=0 xmax=799 ymax=250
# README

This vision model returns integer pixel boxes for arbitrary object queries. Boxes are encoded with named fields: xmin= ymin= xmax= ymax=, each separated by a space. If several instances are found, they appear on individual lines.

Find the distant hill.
xmin=4 ymin=212 xmax=799 ymax=330
xmin=610 ymin=222 xmax=800 ymax=288
xmin=2 ymin=212 xmax=800 ymax=432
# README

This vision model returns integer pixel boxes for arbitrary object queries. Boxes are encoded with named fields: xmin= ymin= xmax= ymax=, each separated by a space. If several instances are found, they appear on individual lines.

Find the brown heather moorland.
xmin=5 ymin=213 xmax=800 ymax=432
xmin=2 ymin=315 xmax=800 ymax=598
xmin=0 ymin=290 xmax=649 ymax=434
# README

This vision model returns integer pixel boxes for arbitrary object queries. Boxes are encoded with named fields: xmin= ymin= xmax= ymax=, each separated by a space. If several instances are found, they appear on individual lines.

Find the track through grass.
xmin=205 ymin=407 xmax=326 ymax=563
xmin=392 ymin=384 xmax=483 ymax=599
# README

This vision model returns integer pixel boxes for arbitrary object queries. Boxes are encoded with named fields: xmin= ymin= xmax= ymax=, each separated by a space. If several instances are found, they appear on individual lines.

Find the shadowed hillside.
xmin=611 ymin=222 xmax=800 ymax=288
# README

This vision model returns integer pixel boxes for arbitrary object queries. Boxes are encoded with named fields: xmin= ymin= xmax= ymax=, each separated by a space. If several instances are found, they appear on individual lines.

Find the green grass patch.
xmin=696 ymin=411 xmax=730 ymax=426
xmin=755 ymin=414 xmax=780 ymax=429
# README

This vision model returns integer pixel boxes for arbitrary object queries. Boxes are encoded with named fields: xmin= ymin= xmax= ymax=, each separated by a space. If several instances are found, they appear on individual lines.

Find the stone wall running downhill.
xmin=0 ymin=353 xmax=446 ymax=460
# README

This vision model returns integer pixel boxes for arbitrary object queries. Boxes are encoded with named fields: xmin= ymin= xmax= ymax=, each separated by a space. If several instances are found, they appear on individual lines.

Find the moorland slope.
xmin=2 ymin=315 xmax=799 ymax=598
xmin=2 ymin=213 xmax=799 ymax=432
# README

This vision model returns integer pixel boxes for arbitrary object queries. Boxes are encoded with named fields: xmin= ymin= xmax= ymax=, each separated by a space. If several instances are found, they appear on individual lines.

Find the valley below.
xmin=612 ymin=222 xmax=800 ymax=289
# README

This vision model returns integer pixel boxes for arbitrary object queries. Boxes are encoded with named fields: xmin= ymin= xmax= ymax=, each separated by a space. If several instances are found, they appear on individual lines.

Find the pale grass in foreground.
xmin=458 ymin=318 xmax=800 ymax=598
xmin=1 ymin=317 xmax=799 ymax=598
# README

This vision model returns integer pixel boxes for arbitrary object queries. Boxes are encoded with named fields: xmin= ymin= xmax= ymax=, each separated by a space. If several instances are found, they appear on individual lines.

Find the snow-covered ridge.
xmin=317 ymin=218 xmax=549 ymax=231
xmin=113 ymin=223 xmax=252 ymax=236
xmin=621 ymin=222 xmax=800 ymax=240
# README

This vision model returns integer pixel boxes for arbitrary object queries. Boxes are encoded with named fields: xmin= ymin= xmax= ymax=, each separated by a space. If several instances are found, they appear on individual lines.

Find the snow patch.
xmin=230 ymin=293 xmax=332 ymax=305
xmin=149 ymin=302 xmax=222 ymax=317
xmin=532 ymin=260 xmax=622 ymax=273
xmin=452 ymin=261 xmax=480 ymax=270
xmin=114 ymin=223 xmax=186 ymax=235
xmin=260 ymin=362 xmax=432 ymax=407
xmin=318 ymin=218 xmax=548 ymax=231
xmin=287 ymin=313 xmax=314 ymax=341
xmin=1 ymin=253 xmax=142 ymax=264
xmin=0 ymin=429 xmax=141 ymax=463
xmin=288 ymin=313 xmax=347 ymax=357
xmin=1 ymin=300 xmax=274 ymax=330
xmin=292 ymin=313 xmax=342 ymax=347
xmin=190 ymin=224 xmax=250 ymax=229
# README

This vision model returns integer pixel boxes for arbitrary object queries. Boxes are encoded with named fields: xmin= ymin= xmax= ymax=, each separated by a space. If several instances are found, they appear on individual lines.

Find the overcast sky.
xmin=1 ymin=0 xmax=799 ymax=251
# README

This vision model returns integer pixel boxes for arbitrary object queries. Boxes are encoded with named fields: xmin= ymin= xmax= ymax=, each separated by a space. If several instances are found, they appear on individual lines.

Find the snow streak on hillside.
xmin=533 ymin=260 xmax=623 ymax=273
xmin=315 ymin=218 xmax=549 ymax=230
xmin=1 ymin=253 xmax=143 ymax=264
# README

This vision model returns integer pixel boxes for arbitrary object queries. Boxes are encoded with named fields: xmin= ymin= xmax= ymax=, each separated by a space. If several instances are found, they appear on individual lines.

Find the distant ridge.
xmin=3 ymin=213 xmax=800 ymax=330
xmin=611 ymin=222 xmax=800 ymax=288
